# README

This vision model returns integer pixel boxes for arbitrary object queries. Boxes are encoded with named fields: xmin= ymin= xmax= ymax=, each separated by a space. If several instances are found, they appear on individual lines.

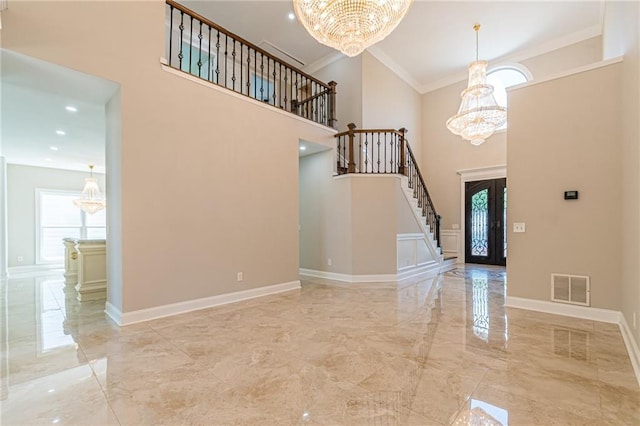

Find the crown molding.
xmin=420 ymin=24 xmax=603 ymax=94
xmin=365 ymin=45 xmax=421 ymax=93
xmin=303 ymin=51 xmax=345 ymax=75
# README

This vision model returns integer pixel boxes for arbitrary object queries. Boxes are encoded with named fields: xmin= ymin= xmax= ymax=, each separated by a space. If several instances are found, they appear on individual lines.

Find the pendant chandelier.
xmin=73 ymin=165 xmax=106 ymax=215
xmin=293 ymin=0 xmax=413 ymax=57
xmin=446 ymin=24 xmax=507 ymax=146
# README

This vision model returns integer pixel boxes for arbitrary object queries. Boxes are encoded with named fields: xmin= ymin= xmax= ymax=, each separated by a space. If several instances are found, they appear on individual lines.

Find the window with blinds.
xmin=36 ymin=189 xmax=107 ymax=263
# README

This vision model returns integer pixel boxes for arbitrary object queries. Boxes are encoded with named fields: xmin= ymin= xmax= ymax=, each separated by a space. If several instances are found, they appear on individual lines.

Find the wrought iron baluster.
xmin=165 ymin=1 xmax=336 ymax=127
xmin=178 ymin=12 xmax=184 ymax=69
xmin=278 ymin=64 xmax=282 ymax=108
xmin=266 ymin=57 xmax=270 ymax=104
xmin=224 ymin=34 xmax=228 ymax=88
xmin=384 ymin=133 xmax=388 ymax=173
xmin=365 ymin=133 xmax=370 ymax=173
xmin=260 ymin=54 xmax=264 ymax=101
xmin=169 ymin=5 xmax=174 ymax=67
xmin=197 ymin=22 xmax=203 ymax=78
xmin=272 ymin=61 xmax=277 ymax=106
xmin=314 ymin=83 xmax=318 ymax=123
xmin=283 ymin=67 xmax=288 ymax=109
xmin=207 ymin=26 xmax=212 ymax=82
xmin=246 ymin=46 xmax=251 ymax=96
xmin=215 ymin=30 xmax=220 ymax=84
xmin=189 ymin=16 xmax=194 ymax=74
xmin=232 ymin=40 xmax=236 ymax=91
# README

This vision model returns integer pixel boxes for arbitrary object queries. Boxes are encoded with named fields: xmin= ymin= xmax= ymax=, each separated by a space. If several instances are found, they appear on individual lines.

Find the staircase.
xmin=335 ymin=124 xmax=456 ymax=276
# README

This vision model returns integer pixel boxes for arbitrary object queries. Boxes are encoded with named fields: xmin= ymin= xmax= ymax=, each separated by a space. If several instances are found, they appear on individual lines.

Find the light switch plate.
xmin=513 ymin=222 xmax=526 ymax=233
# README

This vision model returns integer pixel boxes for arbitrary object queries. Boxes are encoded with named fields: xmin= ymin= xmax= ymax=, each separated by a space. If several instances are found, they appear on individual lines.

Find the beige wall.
xmin=299 ymin=150 xmax=353 ymax=274
xmin=421 ymin=36 xmax=603 ymax=230
xmin=313 ymin=50 xmax=422 ymax=161
xmin=362 ymin=52 xmax=423 ymax=160
xmin=7 ymin=164 xmax=106 ymax=268
xmin=507 ymin=62 xmax=622 ymax=310
xmin=350 ymin=176 xmax=398 ymax=275
xmin=2 ymin=2 xmax=335 ymax=312
xmin=299 ymin=150 xmax=422 ymax=275
xmin=603 ymin=2 xmax=640 ymax=345
xmin=520 ymin=36 xmax=602 ymax=79
xmin=313 ymin=56 xmax=363 ymax=131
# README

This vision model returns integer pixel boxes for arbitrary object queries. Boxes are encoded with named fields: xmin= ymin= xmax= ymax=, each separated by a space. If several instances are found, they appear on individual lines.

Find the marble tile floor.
xmin=1 ymin=265 xmax=639 ymax=425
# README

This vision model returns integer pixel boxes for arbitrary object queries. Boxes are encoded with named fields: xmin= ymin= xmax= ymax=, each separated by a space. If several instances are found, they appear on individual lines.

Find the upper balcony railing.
xmin=165 ymin=1 xmax=337 ymax=128
xmin=336 ymin=124 xmax=441 ymax=247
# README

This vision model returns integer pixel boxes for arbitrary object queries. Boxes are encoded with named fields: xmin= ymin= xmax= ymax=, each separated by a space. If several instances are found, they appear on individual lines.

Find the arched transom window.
xmin=486 ymin=66 xmax=530 ymax=130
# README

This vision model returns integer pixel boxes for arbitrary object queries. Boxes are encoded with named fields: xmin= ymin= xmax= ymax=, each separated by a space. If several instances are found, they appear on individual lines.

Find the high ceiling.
xmin=1 ymin=51 xmax=118 ymax=173
xmin=184 ymin=1 xmax=604 ymax=92
xmin=1 ymin=1 xmax=603 ymax=172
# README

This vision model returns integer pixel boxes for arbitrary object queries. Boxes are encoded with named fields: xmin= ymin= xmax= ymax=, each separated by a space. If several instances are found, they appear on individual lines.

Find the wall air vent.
xmin=551 ymin=273 xmax=590 ymax=306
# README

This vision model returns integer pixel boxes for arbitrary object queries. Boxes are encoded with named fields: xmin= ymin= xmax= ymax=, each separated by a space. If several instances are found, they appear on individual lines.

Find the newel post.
xmin=398 ymin=127 xmax=407 ymax=175
xmin=328 ymin=81 xmax=338 ymax=129
xmin=347 ymin=123 xmax=356 ymax=173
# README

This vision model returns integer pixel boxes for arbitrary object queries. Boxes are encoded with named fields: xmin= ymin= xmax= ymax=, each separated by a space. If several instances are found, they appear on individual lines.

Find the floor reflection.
xmin=2 ymin=266 xmax=639 ymax=425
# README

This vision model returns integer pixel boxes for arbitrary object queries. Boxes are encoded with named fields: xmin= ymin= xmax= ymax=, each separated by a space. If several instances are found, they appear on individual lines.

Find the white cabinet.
xmin=63 ymin=239 xmax=107 ymax=301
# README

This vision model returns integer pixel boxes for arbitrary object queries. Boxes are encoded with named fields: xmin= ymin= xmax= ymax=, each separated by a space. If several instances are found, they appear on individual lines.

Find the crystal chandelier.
xmin=73 ymin=165 xmax=106 ymax=215
xmin=446 ymin=24 xmax=507 ymax=146
xmin=293 ymin=0 xmax=413 ymax=57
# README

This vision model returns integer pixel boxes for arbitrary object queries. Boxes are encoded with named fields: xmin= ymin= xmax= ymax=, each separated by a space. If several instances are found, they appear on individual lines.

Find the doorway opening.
xmin=465 ymin=178 xmax=507 ymax=266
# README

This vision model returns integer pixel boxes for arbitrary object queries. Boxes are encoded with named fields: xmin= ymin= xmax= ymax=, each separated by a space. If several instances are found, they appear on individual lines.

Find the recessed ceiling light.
xmin=45 ymin=158 xmax=52 ymax=162
xmin=56 ymin=130 xmax=66 ymax=136
xmin=288 ymin=12 xmax=295 ymax=20
xmin=49 ymin=146 xmax=59 ymax=151
xmin=300 ymin=146 xmax=306 ymax=150
xmin=65 ymin=106 xmax=78 ymax=112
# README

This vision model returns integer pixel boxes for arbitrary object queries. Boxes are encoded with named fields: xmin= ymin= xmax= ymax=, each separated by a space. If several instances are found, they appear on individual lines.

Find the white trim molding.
xmin=105 ymin=280 xmax=301 ymax=326
xmin=505 ymin=296 xmax=621 ymax=323
xmin=620 ymin=315 xmax=640 ymax=387
xmin=508 ymin=57 xmax=623 ymax=93
xmin=506 ymin=296 xmax=640 ymax=386
xmin=300 ymin=262 xmax=451 ymax=283
xmin=8 ymin=264 xmax=63 ymax=276
xmin=457 ymin=165 xmax=507 ymax=264
xmin=300 ymin=268 xmax=397 ymax=283
xmin=365 ymin=45 xmax=421 ymax=92
xmin=420 ymin=24 xmax=603 ymax=94
xmin=440 ymin=229 xmax=462 ymax=262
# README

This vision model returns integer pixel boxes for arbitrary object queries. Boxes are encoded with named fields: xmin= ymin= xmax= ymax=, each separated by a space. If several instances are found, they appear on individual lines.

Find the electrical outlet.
xmin=327 ymin=258 xmax=332 ymax=266
xmin=237 ymin=272 xmax=243 ymax=282
xmin=17 ymin=256 xmax=24 ymax=263
xmin=513 ymin=222 xmax=526 ymax=233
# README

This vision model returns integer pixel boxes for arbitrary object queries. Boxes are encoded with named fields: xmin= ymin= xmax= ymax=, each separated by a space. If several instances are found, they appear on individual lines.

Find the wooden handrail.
xmin=293 ymin=87 xmax=331 ymax=105
xmin=334 ymin=124 xmax=441 ymax=248
xmin=334 ymin=128 xmax=404 ymax=138
xmin=165 ymin=1 xmax=337 ymax=128
xmin=167 ymin=0 xmax=330 ymax=90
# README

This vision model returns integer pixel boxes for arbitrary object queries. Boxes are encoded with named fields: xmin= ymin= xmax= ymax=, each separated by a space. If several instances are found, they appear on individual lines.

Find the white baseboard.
xmin=505 ymin=296 xmax=640 ymax=386
xmin=299 ymin=268 xmax=397 ymax=283
xmin=620 ymin=315 xmax=640 ymax=387
xmin=104 ymin=280 xmax=301 ymax=326
xmin=104 ymin=301 xmax=122 ymax=325
xmin=505 ymin=296 xmax=622 ymax=324
xmin=8 ymin=264 xmax=63 ymax=275
xmin=300 ymin=263 xmax=445 ymax=283
xmin=439 ymin=258 xmax=458 ymax=273
xmin=397 ymin=261 xmax=440 ymax=280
